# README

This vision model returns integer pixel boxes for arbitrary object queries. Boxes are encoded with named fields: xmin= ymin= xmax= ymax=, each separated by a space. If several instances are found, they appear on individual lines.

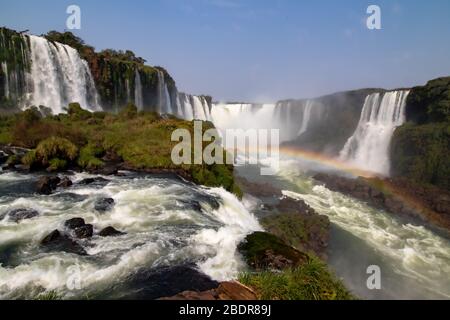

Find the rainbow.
xmin=278 ymin=145 xmax=376 ymax=178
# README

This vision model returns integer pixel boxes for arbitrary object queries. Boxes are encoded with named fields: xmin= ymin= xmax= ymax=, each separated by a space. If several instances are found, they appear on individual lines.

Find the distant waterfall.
xmin=1 ymin=62 xmax=9 ymax=99
xmin=134 ymin=69 xmax=143 ymax=110
xmin=298 ymin=100 xmax=313 ymax=136
xmin=177 ymin=93 xmax=211 ymax=121
xmin=157 ymin=70 xmax=172 ymax=114
xmin=339 ymin=90 xmax=410 ymax=175
xmin=27 ymin=35 xmax=100 ymax=113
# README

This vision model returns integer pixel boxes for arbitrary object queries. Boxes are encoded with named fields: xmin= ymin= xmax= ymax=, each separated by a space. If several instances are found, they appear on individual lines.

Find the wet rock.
xmin=7 ymin=208 xmax=39 ymax=223
xmin=116 ymin=264 xmax=219 ymax=300
xmin=40 ymin=229 xmax=87 ymax=255
xmin=64 ymin=217 xmax=86 ymax=230
xmin=94 ymin=198 xmax=115 ymax=212
xmin=238 ymin=232 xmax=309 ymax=271
xmin=161 ymin=281 xmax=258 ymax=300
xmin=0 ymin=150 xmax=8 ymax=165
xmin=58 ymin=177 xmax=73 ymax=188
xmin=98 ymin=226 xmax=125 ymax=237
xmin=78 ymin=177 xmax=109 ymax=186
xmin=74 ymin=224 xmax=94 ymax=239
xmin=36 ymin=176 xmax=61 ymax=195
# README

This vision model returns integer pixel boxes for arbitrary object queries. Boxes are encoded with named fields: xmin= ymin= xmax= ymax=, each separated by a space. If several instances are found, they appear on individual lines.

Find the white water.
xmin=27 ymin=35 xmax=100 ymax=113
xmin=0 ymin=172 xmax=260 ymax=299
xmin=265 ymin=161 xmax=450 ymax=299
xmin=298 ymin=100 xmax=313 ymax=136
xmin=134 ymin=70 xmax=143 ymax=111
xmin=340 ymin=91 xmax=409 ymax=175
xmin=1 ymin=62 xmax=9 ymax=99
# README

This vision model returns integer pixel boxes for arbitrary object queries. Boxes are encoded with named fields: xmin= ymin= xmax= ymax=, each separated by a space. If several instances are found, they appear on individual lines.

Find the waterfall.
xmin=339 ymin=90 xmax=410 ymax=175
xmin=27 ymin=35 xmax=99 ymax=114
xmin=157 ymin=70 xmax=172 ymax=114
xmin=1 ymin=62 xmax=9 ymax=99
xmin=298 ymin=100 xmax=313 ymax=136
xmin=134 ymin=69 xmax=143 ymax=110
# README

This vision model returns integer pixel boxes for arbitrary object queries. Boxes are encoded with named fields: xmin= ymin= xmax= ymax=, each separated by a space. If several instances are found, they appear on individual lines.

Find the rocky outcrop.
xmin=94 ymin=198 xmax=115 ymax=213
xmin=40 ymin=230 xmax=87 ymax=255
xmin=36 ymin=176 xmax=61 ymax=194
xmin=161 ymin=281 xmax=257 ymax=300
xmin=99 ymin=226 xmax=125 ymax=237
xmin=238 ymin=232 xmax=309 ymax=271
xmin=262 ymin=198 xmax=330 ymax=260
xmin=6 ymin=208 xmax=39 ymax=223
xmin=314 ymin=173 xmax=450 ymax=234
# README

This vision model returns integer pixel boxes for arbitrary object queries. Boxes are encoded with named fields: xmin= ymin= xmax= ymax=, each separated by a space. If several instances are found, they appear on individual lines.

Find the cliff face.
xmin=282 ymin=88 xmax=383 ymax=155
xmin=0 ymin=28 xmax=30 ymax=112
xmin=0 ymin=28 xmax=185 ymax=114
xmin=391 ymin=77 xmax=450 ymax=190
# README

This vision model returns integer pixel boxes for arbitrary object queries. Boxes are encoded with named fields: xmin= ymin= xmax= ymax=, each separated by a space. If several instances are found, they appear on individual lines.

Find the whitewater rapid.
xmin=272 ymin=160 xmax=450 ymax=299
xmin=0 ymin=172 xmax=261 ymax=299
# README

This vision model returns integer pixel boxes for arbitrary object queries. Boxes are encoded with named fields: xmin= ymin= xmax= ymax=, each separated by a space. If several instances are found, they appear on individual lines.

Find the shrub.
xmin=35 ymin=137 xmax=78 ymax=166
xmin=67 ymin=103 xmax=92 ymax=120
xmin=238 ymin=257 xmax=354 ymax=300
xmin=77 ymin=143 xmax=105 ymax=169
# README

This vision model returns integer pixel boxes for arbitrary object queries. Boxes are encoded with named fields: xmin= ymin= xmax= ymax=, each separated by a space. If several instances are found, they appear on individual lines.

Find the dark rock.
xmin=7 ymin=208 xmax=39 ymax=223
xmin=0 ymin=151 xmax=8 ymax=165
xmin=98 ymin=226 xmax=125 ymax=237
xmin=238 ymin=232 xmax=309 ymax=271
xmin=64 ymin=218 xmax=86 ymax=230
xmin=116 ymin=264 xmax=219 ymax=300
xmin=40 ymin=229 xmax=87 ymax=255
xmin=78 ymin=177 xmax=109 ymax=185
xmin=58 ymin=177 xmax=73 ymax=188
xmin=74 ymin=224 xmax=94 ymax=239
xmin=160 ymin=281 xmax=258 ymax=300
xmin=36 ymin=176 xmax=61 ymax=195
xmin=94 ymin=198 xmax=115 ymax=212
xmin=88 ymin=165 xmax=118 ymax=176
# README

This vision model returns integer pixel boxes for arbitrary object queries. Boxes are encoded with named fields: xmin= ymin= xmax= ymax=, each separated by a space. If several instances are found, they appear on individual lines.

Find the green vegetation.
xmin=35 ymin=290 xmax=62 ymax=300
xmin=238 ymin=232 xmax=308 ymax=269
xmin=0 ymin=104 xmax=241 ymax=195
xmin=391 ymin=77 xmax=450 ymax=191
xmin=261 ymin=213 xmax=328 ymax=256
xmin=391 ymin=122 xmax=450 ymax=190
xmin=406 ymin=77 xmax=450 ymax=124
xmin=238 ymin=257 xmax=353 ymax=300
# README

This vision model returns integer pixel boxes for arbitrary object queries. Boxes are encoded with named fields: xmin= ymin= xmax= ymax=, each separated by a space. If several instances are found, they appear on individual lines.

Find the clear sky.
xmin=1 ymin=0 xmax=450 ymax=102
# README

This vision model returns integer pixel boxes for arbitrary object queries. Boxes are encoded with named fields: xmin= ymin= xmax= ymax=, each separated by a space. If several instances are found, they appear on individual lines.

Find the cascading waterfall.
xmin=27 ymin=35 xmax=100 ymax=113
xmin=134 ymin=69 xmax=143 ymax=111
xmin=1 ymin=62 xmax=9 ymax=99
xmin=339 ymin=90 xmax=410 ymax=175
xmin=298 ymin=100 xmax=313 ymax=136
xmin=157 ymin=70 xmax=172 ymax=114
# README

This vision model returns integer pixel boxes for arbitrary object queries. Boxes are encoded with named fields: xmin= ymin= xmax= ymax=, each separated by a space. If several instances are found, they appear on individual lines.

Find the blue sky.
xmin=1 ymin=0 xmax=450 ymax=102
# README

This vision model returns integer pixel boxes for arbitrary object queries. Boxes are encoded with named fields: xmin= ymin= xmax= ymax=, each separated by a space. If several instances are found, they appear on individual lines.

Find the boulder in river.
xmin=98 ymin=226 xmax=125 ymax=237
xmin=78 ymin=177 xmax=109 ymax=186
xmin=40 ymin=229 xmax=87 ymax=255
xmin=64 ymin=217 xmax=86 ymax=230
xmin=160 ymin=281 xmax=258 ymax=300
xmin=94 ymin=198 xmax=115 ymax=213
xmin=74 ymin=224 xmax=94 ymax=239
xmin=58 ymin=177 xmax=73 ymax=188
xmin=36 ymin=176 xmax=61 ymax=195
xmin=7 ymin=208 xmax=39 ymax=223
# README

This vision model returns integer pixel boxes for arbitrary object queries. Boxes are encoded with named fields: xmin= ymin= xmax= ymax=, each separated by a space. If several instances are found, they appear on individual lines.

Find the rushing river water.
xmin=268 ymin=159 xmax=450 ymax=300
xmin=0 ymin=171 xmax=261 ymax=299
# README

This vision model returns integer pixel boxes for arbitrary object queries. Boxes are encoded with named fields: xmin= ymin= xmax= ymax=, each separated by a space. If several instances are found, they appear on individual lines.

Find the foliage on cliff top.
xmin=406 ymin=77 xmax=450 ymax=124
xmin=391 ymin=122 xmax=450 ymax=191
xmin=238 ymin=256 xmax=353 ymax=300
xmin=0 ymin=104 xmax=241 ymax=195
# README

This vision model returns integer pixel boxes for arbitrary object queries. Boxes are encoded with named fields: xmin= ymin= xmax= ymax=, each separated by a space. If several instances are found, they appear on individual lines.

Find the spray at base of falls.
xmin=339 ymin=90 xmax=410 ymax=176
